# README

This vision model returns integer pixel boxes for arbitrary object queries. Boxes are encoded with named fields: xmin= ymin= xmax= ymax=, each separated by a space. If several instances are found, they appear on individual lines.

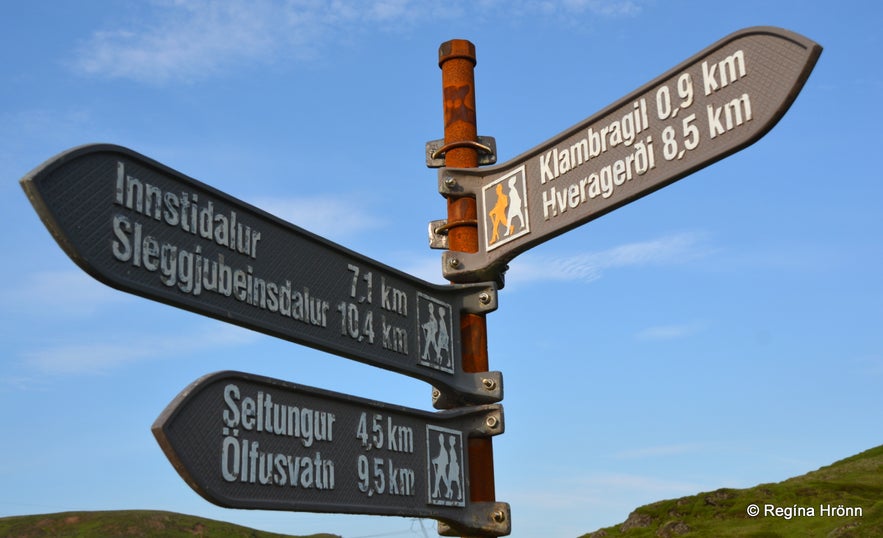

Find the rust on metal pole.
xmin=438 ymin=39 xmax=497 ymax=522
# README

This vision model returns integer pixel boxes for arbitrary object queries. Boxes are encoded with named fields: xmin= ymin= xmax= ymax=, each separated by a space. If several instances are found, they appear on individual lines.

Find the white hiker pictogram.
xmin=427 ymin=426 xmax=464 ymax=506
xmin=417 ymin=294 xmax=453 ymax=373
xmin=505 ymin=176 xmax=525 ymax=237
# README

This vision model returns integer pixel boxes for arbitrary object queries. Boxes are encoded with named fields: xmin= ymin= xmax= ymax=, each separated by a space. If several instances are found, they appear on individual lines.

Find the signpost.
xmin=434 ymin=26 xmax=822 ymax=283
xmin=19 ymin=25 xmax=821 ymax=536
xmin=19 ymin=144 xmax=501 ymax=404
xmin=153 ymin=371 xmax=510 ymax=536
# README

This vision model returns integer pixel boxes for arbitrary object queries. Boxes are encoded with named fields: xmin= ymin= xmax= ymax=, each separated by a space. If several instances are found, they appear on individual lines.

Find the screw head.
xmin=482 ymin=378 xmax=497 ymax=391
xmin=493 ymin=509 xmax=507 ymax=523
xmin=448 ymin=257 xmax=460 ymax=268
xmin=485 ymin=415 xmax=499 ymax=429
xmin=444 ymin=176 xmax=456 ymax=188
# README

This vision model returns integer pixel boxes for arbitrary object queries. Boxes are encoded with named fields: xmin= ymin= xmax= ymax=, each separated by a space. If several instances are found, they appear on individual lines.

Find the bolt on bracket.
xmin=425 ymin=136 xmax=497 ymax=168
xmin=459 ymin=283 xmax=498 ymax=314
xmin=442 ymin=250 xmax=510 ymax=287
xmin=435 ymin=403 xmax=504 ymax=438
xmin=433 ymin=371 xmax=503 ymax=409
xmin=438 ymin=502 xmax=512 ymax=537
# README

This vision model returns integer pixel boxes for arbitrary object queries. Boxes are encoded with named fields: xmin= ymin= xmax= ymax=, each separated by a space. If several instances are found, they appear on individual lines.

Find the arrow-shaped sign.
xmin=435 ymin=26 xmax=822 ymax=282
xmin=20 ymin=144 xmax=500 ymax=403
xmin=153 ymin=371 xmax=509 ymax=535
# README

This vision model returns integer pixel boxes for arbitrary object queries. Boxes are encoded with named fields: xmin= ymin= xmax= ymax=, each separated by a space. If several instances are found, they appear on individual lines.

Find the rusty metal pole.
xmin=438 ymin=39 xmax=497 ymax=533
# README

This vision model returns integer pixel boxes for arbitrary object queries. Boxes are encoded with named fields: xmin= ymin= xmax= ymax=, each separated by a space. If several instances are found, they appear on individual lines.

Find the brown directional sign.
xmin=153 ymin=371 xmax=510 ymax=535
xmin=436 ymin=26 xmax=822 ymax=282
xmin=20 ymin=144 xmax=500 ymax=403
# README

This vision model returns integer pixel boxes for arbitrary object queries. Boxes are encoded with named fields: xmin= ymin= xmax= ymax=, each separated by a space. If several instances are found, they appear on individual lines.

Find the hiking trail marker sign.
xmin=18 ymin=25 xmax=821 ymax=537
xmin=436 ymin=26 xmax=822 ymax=282
xmin=19 ymin=144 xmax=500 ymax=403
xmin=153 ymin=371 xmax=509 ymax=535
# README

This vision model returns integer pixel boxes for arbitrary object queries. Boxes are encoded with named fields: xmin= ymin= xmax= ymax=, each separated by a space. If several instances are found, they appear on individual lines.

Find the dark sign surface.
xmin=437 ymin=26 xmax=822 ymax=282
xmin=20 ymin=144 xmax=499 ymax=402
xmin=153 ymin=371 xmax=509 ymax=535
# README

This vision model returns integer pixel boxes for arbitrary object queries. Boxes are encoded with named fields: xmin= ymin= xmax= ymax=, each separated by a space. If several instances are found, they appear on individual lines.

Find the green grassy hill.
xmin=0 ymin=510 xmax=339 ymax=538
xmin=3 ymin=446 xmax=881 ymax=537
xmin=581 ymin=445 xmax=883 ymax=537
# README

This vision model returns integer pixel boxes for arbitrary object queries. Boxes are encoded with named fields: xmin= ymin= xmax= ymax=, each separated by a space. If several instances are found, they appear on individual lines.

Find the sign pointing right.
xmin=436 ymin=27 xmax=822 ymax=283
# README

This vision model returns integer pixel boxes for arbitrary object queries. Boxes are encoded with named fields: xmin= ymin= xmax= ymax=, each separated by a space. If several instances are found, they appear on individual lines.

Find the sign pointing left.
xmin=153 ymin=371 xmax=509 ymax=535
xmin=20 ymin=144 xmax=500 ymax=403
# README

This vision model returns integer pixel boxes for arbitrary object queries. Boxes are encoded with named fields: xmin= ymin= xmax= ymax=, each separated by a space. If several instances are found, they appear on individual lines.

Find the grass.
xmin=0 ymin=509 xmax=340 ymax=538
xmin=580 ymin=445 xmax=883 ymax=537
xmin=4 ymin=446 xmax=882 ymax=537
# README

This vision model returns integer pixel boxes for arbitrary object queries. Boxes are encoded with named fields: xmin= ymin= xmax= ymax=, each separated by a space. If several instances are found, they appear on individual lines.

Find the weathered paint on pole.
xmin=438 ymin=39 xmax=506 ymax=537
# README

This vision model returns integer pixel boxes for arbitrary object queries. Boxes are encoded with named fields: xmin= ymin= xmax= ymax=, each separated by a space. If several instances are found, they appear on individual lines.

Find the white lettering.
xmin=220 ymin=383 xmax=335 ymax=448
xmin=114 ymin=161 xmax=262 ymax=259
xmin=220 ymin=436 xmax=335 ymax=489
xmin=703 ymin=49 xmax=747 ymax=96
xmin=539 ymin=99 xmax=649 ymax=183
xmin=539 ymin=135 xmax=656 ymax=220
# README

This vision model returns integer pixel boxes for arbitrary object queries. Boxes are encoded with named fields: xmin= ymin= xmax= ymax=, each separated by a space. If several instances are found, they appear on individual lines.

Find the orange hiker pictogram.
xmin=487 ymin=183 xmax=509 ymax=245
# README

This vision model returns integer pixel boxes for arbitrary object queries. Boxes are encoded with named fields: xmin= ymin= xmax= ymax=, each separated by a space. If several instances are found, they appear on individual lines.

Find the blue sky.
xmin=1 ymin=1 xmax=881 ymax=537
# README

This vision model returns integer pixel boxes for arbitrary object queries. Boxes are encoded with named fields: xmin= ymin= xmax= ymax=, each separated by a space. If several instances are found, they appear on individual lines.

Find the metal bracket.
xmin=443 ymin=250 xmax=510 ymax=288
xmin=426 ymin=136 xmax=497 ymax=168
xmin=438 ymin=173 xmax=467 ymax=197
xmin=438 ymin=502 xmax=512 ymax=537
xmin=459 ymin=283 xmax=498 ymax=314
xmin=433 ymin=371 xmax=503 ymax=409
xmin=435 ymin=403 xmax=504 ymax=437
xmin=429 ymin=218 xmax=483 ymax=251
xmin=463 ymin=404 xmax=504 ymax=437
xmin=428 ymin=219 xmax=449 ymax=250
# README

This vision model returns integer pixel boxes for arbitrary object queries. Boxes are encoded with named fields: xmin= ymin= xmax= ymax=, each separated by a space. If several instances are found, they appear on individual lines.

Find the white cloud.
xmin=2 ymin=270 xmax=129 ymax=317
xmin=74 ymin=0 xmax=282 ymax=83
xmin=250 ymin=194 xmax=388 ymax=241
xmin=506 ymin=231 xmax=712 ymax=286
xmin=635 ymin=321 xmax=707 ymax=341
xmin=22 ymin=322 xmax=259 ymax=375
xmin=506 ymin=470 xmax=706 ymax=532
xmin=71 ymin=0 xmax=644 ymax=83
xmin=588 ymin=472 xmax=704 ymax=495
xmin=561 ymin=0 xmax=643 ymax=16
xmin=613 ymin=443 xmax=706 ymax=460
xmin=398 ymin=253 xmax=450 ymax=285
xmin=0 ymin=375 xmax=52 ymax=393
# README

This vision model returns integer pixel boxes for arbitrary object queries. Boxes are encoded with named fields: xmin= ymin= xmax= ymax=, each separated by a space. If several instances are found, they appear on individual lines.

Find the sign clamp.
xmin=428 ymin=218 xmax=451 ymax=250
xmin=438 ymin=501 xmax=511 ymax=537
xmin=439 ymin=502 xmax=511 ymax=537
xmin=426 ymin=136 xmax=497 ymax=168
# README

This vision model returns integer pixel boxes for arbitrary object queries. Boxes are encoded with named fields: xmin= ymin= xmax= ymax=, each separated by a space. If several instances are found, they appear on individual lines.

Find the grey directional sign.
xmin=153 ymin=371 xmax=510 ymax=536
xmin=20 ymin=144 xmax=500 ymax=403
xmin=435 ymin=26 xmax=822 ymax=283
